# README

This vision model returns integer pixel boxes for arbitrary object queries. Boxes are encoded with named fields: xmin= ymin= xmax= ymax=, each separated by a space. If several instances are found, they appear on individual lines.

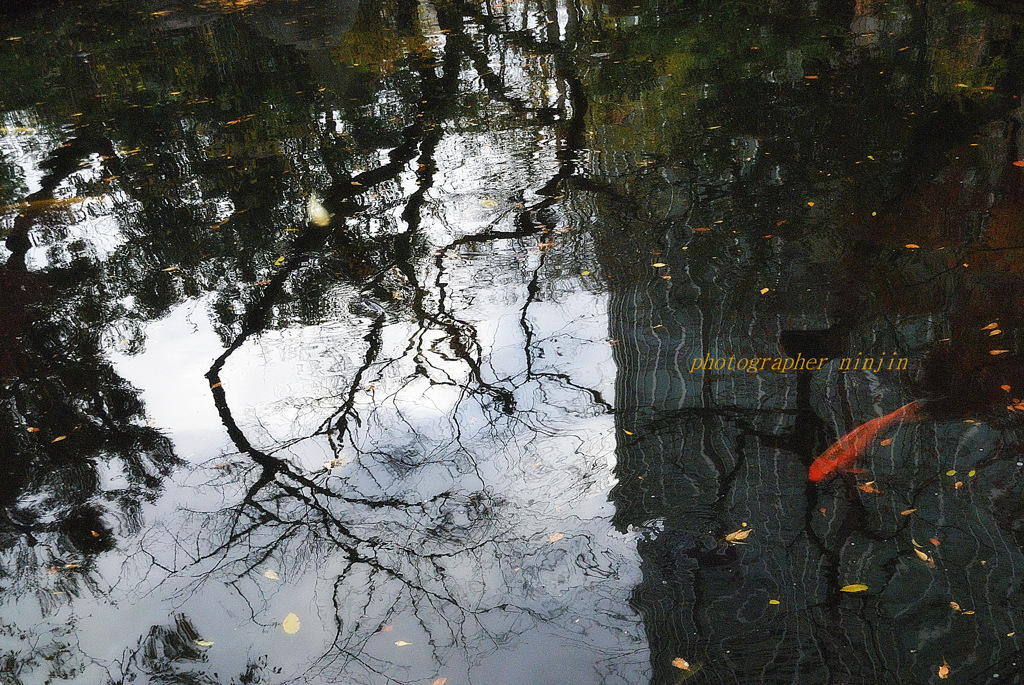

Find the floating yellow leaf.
xmin=946 ymin=470 xmax=956 ymax=476
xmin=964 ymin=610 xmax=975 ymax=615
xmin=983 ymin=322 xmax=999 ymax=330
xmin=195 ymin=640 xmax=214 ymax=647
xmin=63 ymin=563 xmax=79 ymax=569
xmin=969 ymin=470 xmax=976 ymax=477
xmin=548 ymin=533 xmax=564 ymax=543
xmin=479 ymin=199 xmax=498 ymax=209
xmin=26 ymin=427 xmax=39 ymax=432
xmin=671 ymin=657 xmax=690 ymax=670
xmin=760 ymin=288 xmax=769 ymax=295
xmin=263 ymin=569 xmax=280 ymax=580
xmin=955 ymin=481 xmax=963 ymax=489
xmin=161 ymin=266 xmax=179 ymax=272
xmin=282 ymin=613 xmax=301 ymax=634
xmin=1009 ymin=632 xmax=1016 ymax=637
xmin=915 ymin=549 xmax=929 ymax=563
xmin=210 ymin=382 xmax=222 ymax=389
xmin=652 ymin=262 xmax=667 ymax=268
xmin=880 ymin=438 xmax=893 ymax=446
xmin=840 ymin=584 xmax=868 ymax=592
xmin=274 ymin=256 xmax=286 ymax=266
xmin=769 ymin=599 xmax=780 ymax=605
xmin=857 ymin=481 xmax=881 ymax=494
xmin=395 ymin=640 xmax=411 ymax=646
xmin=905 ymin=244 xmax=920 ymax=249
xmin=725 ymin=528 xmax=753 ymax=544
xmin=307 ymin=194 xmax=331 ymax=226
xmin=51 ymin=435 xmax=66 ymax=443
xmin=950 ymin=601 xmax=961 ymax=611
xmin=623 ymin=430 xmax=633 ymax=435
xmin=991 ymin=350 xmax=1010 ymax=355
xmin=938 ymin=659 xmax=950 ymax=679
xmin=432 ymin=679 xmax=448 ymax=685
xmin=991 ymin=330 xmax=1002 ymax=336
xmin=901 ymin=509 xmax=916 ymax=516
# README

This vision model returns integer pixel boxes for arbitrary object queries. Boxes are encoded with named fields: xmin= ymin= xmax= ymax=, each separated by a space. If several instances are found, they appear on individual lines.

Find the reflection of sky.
xmin=88 ymin=119 xmax=642 ymax=682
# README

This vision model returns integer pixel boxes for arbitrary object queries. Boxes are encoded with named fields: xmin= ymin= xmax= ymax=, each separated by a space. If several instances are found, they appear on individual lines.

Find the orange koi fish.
xmin=0 ymin=197 xmax=95 ymax=215
xmin=809 ymin=400 xmax=923 ymax=482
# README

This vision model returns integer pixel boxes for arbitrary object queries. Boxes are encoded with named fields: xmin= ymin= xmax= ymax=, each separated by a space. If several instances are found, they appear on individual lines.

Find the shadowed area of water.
xmin=1 ymin=0 xmax=1024 ymax=683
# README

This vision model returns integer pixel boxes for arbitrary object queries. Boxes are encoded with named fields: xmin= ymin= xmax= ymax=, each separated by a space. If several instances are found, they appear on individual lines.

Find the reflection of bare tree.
xmin=160 ymin=3 xmax=627 ymax=682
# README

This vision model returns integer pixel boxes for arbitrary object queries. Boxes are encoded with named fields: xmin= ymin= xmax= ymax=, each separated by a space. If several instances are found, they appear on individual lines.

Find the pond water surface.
xmin=3 ymin=0 xmax=1024 ymax=683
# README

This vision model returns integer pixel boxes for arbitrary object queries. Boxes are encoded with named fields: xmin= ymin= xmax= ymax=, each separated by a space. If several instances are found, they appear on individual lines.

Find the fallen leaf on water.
xmin=671 ymin=657 xmax=690 ymax=670
xmin=26 ymin=427 xmax=39 ymax=432
xmin=950 ymin=601 xmax=961 ymax=611
xmin=479 ymin=199 xmax=498 ymax=209
xmin=969 ymin=470 xmax=976 ymax=477
xmin=856 ymin=481 xmax=881 ymax=494
xmin=623 ymin=430 xmax=633 ymax=435
xmin=195 ymin=640 xmax=214 ymax=647
xmin=725 ymin=528 xmax=753 ymax=544
xmin=991 ymin=330 xmax=1003 ymax=336
xmin=760 ymin=288 xmax=770 ymax=295
xmin=548 ymin=533 xmax=564 ymax=543
xmin=955 ymin=481 xmax=963 ymax=489
xmin=652 ymin=262 xmax=667 ymax=268
xmin=263 ymin=569 xmax=280 ymax=580
xmin=1009 ymin=632 xmax=1016 ymax=637
xmin=161 ymin=266 xmax=179 ymax=272
xmin=819 ymin=508 xmax=827 ymax=516
xmin=90 ymin=530 xmax=99 ymax=538
xmin=274 ymin=256 xmax=286 ymax=267
xmin=1003 ymin=385 xmax=1012 ymax=392
xmin=991 ymin=350 xmax=1010 ymax=355
xmin=964 ymin=610 xmax=975 ymax=615
xmin=983 ymin=322 xmax=1000 ymax=330
xmin=1014 ymin=161 xmax=1024 ymax=167
xmin=64 ymin=563 xmax=79 ymax=569
xmin=395 ymin=641 xmax=411 ymax=646
xmin=51 ymin=435 xmax=66 ymax=443
xmin=840 ymin=584 xmax=868 ymax=593
xmin=905 ymin=244 xmax=920 ymax=249
xmin=880 ymin=438 xmax=893 ymax=446
xmin=938 ymin=659 xmax=950 ymax=679
xmin=930 ymin=538 xmax=941 ymax=546
xmin=432 ymin=679 xmax=448 ymax=685
xmin=282 ymin=613 xmax=301 ymax=634
xmin=379 ymin=625 xmax=394 ymax=632
xmin=901 ymin=509 xmax=916 ymax=516
xmin=915 ymin=549 xmax=930 ymax=563
xmin=946 ymin=470 xmax=956 ymax=476
xmin=769 ymin=599 xmax=780 ymax=605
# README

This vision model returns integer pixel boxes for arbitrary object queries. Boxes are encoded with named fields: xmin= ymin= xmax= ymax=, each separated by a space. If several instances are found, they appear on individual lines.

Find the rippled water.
xmin=2 ymin=0 xmax=1024 ymax=683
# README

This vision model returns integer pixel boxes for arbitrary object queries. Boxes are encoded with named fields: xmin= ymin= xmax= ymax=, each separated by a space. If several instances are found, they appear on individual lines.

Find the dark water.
xmin=2 ymin=0 xmax=1024 ymax=683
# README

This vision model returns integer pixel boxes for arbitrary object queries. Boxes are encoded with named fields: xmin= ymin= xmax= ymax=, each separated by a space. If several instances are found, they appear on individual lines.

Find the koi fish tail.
xmin=808 ymin=400 xmax=923 ymax=482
